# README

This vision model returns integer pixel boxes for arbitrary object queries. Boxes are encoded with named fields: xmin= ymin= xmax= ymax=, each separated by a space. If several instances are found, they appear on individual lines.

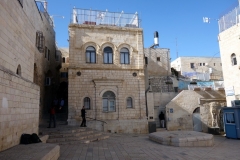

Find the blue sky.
xmin=47 ymin=0 xmax=237 ymax=61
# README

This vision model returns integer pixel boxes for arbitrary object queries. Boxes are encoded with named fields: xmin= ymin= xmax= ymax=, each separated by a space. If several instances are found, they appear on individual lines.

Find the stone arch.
xmin=117 ymin=43 xmax=134 ymax=53
xmin=99 ymin=41 xmax=116 ymax=53
xmin=16 ymin=64 xmax=21 ymax=76
xmin=99 ymin=88 xmax=117 ymax=97
xmin=81 ymin=41 xmax=100 ymax=51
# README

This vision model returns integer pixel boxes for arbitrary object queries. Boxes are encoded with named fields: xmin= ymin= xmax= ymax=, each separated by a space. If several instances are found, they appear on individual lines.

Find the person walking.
xmin=48 ymin=104 xmax=56 ymax=128
xmin=159 ymin=111 xmax=165 ymax=128
xmin=80 ymin=106 xmax=86 ymax=127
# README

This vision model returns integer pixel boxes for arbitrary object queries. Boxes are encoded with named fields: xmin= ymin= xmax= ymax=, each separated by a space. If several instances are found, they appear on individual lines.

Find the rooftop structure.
xmin=218 ymin=2 xmax=240 ymax=33
xmin=71 ymin=8 xmax=140 ymax=28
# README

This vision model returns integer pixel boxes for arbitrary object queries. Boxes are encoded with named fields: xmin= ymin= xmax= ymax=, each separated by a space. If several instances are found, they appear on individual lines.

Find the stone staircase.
xmin=39 ymin=125 xmax=110 ymax=145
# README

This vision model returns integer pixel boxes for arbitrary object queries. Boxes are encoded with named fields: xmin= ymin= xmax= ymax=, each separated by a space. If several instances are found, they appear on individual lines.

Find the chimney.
xmin=154 ymin=31 xmax=159 ymax=46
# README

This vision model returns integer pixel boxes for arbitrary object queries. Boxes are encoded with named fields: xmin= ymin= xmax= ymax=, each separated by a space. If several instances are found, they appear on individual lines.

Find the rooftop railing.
xmin=70 ymin=8 xmax=141 ymax=28
xmin=36 ymin=1 xmax=53 ymax=26
xmin=218 ymin=3 xmax=240 ymax=33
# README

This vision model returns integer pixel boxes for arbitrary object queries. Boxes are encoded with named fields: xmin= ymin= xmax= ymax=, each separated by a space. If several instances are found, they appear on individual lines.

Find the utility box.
xmin=223 ymin=107 xmax=240 ymax=139
xmin=148 ymin=121 xmax=156 ymax=133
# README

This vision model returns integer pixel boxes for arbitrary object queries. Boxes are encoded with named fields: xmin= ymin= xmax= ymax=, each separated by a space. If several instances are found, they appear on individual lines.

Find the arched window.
xmin=120 ymin=48 xmax=129 ymax=64
xmin=104 ymin=47 xmax=113 ymax=64
xmin=16 ymin=64 xmax=21 ymax=76
xmin=231 ymin=53 xmax=237 ymax=65
xmin=84 ymin=97 xmax=90 ymax=109
xmin=102 ymin=91 xmax=115 ymax=112
xmin=62 ymin=57 xmax=65 ymax=63
xmin=126 ymin=97 xmax=133 ymax=108
xmin=86 ymin=46 xmax=96 ymax=63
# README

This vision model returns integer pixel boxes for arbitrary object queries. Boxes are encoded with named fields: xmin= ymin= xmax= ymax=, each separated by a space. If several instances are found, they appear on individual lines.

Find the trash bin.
xmin=223 ymin=107 xmax=240 ymax=139
xmin=148 ymin=121 xmax=156 ymax=133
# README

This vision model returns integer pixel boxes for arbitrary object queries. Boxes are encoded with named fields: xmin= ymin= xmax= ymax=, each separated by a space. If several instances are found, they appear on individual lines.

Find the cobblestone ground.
xmin=59 ymin=134 xmax=240 ymax=160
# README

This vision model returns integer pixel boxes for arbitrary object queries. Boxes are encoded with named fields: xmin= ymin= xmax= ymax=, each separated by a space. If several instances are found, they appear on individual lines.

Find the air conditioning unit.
xmin=231 ymin=100 xmax=240 ymax=107
xmin=45 ymin=77 xmax=51 ymax=86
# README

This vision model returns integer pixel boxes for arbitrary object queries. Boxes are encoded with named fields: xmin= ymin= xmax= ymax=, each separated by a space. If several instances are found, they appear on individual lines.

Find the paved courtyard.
xmin=59 ymin=133 xmax=240 ymax=160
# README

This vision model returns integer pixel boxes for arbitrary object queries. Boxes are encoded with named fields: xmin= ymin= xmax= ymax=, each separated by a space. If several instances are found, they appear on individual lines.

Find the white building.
xmin=171 ymin=57 xmax=223 ymax=81
xmin=218 ymin=3 xmax=240 ymax=106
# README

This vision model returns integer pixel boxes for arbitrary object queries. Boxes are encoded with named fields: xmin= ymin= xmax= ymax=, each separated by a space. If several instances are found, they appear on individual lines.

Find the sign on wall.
xmin=225 ymin=86 xmax=235 ymax=96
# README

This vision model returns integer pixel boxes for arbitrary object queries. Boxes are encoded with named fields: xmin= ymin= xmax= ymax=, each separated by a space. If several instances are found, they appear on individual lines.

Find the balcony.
xmin=70 ymin=8 xmax=141 ymax=28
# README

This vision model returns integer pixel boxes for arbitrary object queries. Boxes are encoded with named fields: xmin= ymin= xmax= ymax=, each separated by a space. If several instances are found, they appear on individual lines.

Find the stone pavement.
xmin=58 ymin=133 xmax=240 ymax=160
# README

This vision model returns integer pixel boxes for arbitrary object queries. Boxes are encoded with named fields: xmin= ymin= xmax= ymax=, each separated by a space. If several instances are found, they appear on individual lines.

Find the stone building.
xmin=144 ymin=48 xmax=178 ymax=128
xmin=171 ymin=57 xmax=223 ymax=81
xmin=166 ymin=89 xmax=226 ymax=133
xmin=68 ymin=9 xmax=147 ymax=133
xmin=0 ymin=0 xmax=60 ymax=151
xmin=218 ymin=4 xmax=240 ymax=106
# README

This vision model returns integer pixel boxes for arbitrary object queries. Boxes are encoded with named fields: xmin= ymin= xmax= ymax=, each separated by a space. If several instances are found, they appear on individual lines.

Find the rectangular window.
xmin=103 ymin=99 xmax=108 ymax=111
xmin=199 ymin=63 xmax=202 ymax=66
xmin=120 ymin=53 xmax=129 ymax=64
xmin=60 ymin=72 xmax=68 ymax=78
xmin=157 ymin=57 xmax=160 ymax=62
xmin=18 ymin=0 xmax=23 ymax=7
xmin=48 ymin=49 xmax=50 ymax=61
xmin=225 ymin=113 xmax=235 ymax=124
xmin=45 ymin=47 xmax=47 ymax=58
xmin=233 ymin=57 xmax=237 ymax=65
xmin=214 ymin=63 xmax=215 ymax=66
xmin=190 ymin=63 xmax=194 ymax=68
xmin=203 ymin=63 xmax=205 ymax=66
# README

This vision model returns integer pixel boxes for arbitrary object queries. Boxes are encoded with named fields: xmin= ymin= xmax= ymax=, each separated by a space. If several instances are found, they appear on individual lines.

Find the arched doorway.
xmin=193 ymin=107 xmax=202 ymax=132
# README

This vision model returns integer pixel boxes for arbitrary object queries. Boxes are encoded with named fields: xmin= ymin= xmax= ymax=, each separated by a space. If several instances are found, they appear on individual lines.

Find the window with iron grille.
xmin=126 ymin=97 xmax=133 ymax=108
xmin=36 ymin=31 xmax=44 ymax=53
xmin=18 ymin=0 xmax=23 ymax=7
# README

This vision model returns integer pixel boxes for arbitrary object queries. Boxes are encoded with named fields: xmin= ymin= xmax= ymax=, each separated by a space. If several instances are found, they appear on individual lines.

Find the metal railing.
xmin=71 ymin=8 xmax=141 ymax=28
xmin=218 ymin=3 xmax=240 ymax=32
xmin=36 ymin=1 xmax=53 ymax=26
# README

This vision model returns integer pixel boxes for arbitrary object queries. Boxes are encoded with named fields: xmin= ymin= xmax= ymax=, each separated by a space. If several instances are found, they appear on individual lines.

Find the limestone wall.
xmin=0 ymin=68 xmax=40 ymax=151
xmin=166 ymin=90 xmax=225 ymax=131
xmin=219 ymin=24 xmax=240 ymax=106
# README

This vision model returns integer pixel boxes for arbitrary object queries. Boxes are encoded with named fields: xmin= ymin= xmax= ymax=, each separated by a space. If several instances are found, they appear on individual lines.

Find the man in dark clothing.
xmin=80 ymin=106 xmax=86 ymax=127
xmin=48 ymin=105 xmax=56 ymax=128
xmin=159 ymin=111 xmax=165 ymax=128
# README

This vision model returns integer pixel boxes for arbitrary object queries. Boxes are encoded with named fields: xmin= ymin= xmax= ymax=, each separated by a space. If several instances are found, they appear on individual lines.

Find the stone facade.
xmin=59 ymin=48 xmax=69 ymax=83
xmin=171 ymin=57 xmax=223 ymax=80
xmin=218 ymin=18 xmax=240 ymax=106
xmin=68 ymin=23 xmax=147 ymax=133
xmin=166 ymin=90 xmax=226 ymax=132
xmin=0 ymin=0 xmax=59 ymax=151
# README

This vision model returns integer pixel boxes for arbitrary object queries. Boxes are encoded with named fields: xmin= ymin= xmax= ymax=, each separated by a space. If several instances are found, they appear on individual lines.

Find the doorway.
xmin=193 ymin=107 xmax=202 ymax=132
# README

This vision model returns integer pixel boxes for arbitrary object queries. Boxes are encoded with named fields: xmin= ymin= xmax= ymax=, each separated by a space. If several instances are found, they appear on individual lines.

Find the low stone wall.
xmin=0 ymin=68 xmax=40 ymax=151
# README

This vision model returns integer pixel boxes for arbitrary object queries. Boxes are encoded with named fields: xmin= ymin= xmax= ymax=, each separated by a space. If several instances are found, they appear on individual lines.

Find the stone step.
xmin=47 ymin=132 xmax=104 ymax=143
xmin=48 ymin=130 xmax=94 ymax=139
xmin=40 ymin=127 xmax=90 ymax=135
xmin=53 ymin=134 xmax=110 ymax=145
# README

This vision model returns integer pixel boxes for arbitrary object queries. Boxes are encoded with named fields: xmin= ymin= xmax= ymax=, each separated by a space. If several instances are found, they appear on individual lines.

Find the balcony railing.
xmin=218 ymin=3 xmax=240 ymax=33
xmin=36 ymin=1 xmax=53 ymax=26
xmin=71 ymin=8 xmax=141 ymax=28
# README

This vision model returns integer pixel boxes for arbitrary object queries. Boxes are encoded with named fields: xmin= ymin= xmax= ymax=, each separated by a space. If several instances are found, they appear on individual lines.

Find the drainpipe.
xmin=138 ymin=78 xmax=141 ymax=119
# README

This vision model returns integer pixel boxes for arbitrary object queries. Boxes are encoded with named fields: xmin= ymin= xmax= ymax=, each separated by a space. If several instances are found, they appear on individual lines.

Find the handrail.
xmin=86 ymin=116 xmax=107 ymax=124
